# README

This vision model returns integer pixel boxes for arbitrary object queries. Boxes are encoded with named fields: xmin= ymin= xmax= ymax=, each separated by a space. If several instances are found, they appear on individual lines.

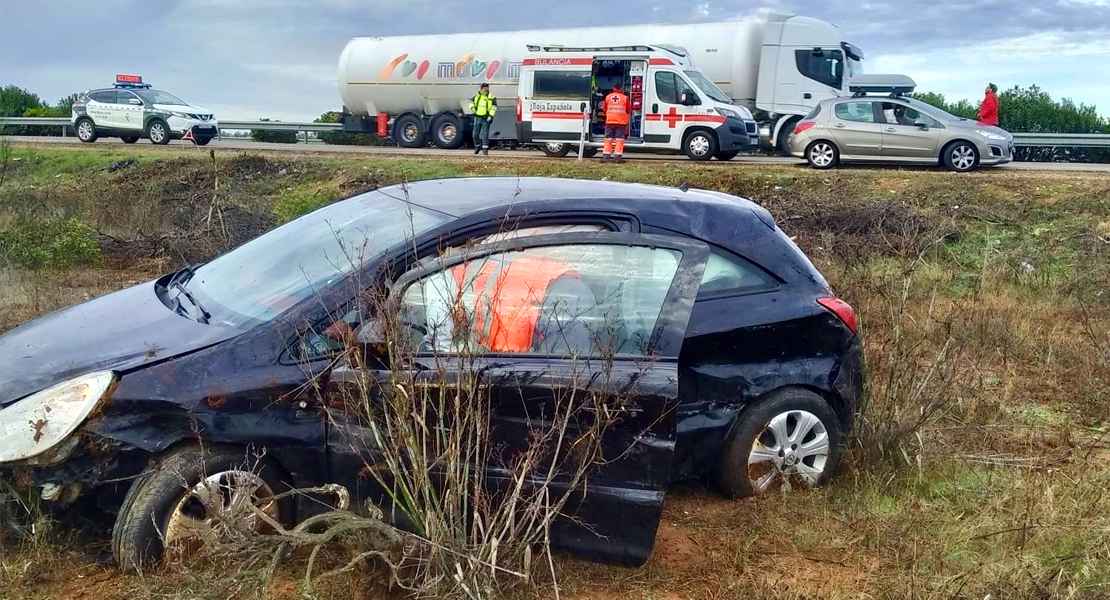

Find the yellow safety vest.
xmin=471 ymin=93 xmax=497 ymax=117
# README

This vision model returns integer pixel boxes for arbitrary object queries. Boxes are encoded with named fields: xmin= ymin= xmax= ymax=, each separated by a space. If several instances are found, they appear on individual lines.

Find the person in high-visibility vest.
xmin=602 ymin=82 xmax=631 ymax=163
xmin=468 ymin=83 xmax=497 ymax=155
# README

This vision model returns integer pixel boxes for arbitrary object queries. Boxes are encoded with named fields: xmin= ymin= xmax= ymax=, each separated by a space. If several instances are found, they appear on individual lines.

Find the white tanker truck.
xmin=337 ymin=12 xmax=865 ymax=154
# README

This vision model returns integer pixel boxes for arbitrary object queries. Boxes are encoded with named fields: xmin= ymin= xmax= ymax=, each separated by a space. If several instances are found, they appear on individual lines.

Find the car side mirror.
xmin=915 ymin=122 xmax=929 ymax=130
xmin=680 ymin=93 xmax=697 ymax=106
xmin=129 ymin=98 xmax=141 ymax=105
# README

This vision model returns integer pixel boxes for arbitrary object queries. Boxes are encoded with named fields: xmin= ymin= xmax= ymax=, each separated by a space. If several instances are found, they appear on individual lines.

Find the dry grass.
xmin=2 ymin=145 xmax=1109 ymax=599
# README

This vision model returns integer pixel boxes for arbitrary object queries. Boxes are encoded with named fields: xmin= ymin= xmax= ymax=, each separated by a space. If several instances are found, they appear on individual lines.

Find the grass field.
xmin=1 ymin=142 xmax=1109 ymax=600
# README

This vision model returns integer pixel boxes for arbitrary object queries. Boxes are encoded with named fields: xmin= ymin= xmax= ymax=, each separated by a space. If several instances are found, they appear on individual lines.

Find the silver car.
xmin=790 ymin=95 xmax=1014 ymax=172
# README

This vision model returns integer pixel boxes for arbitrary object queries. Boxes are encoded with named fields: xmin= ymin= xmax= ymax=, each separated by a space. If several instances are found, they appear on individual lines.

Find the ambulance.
xmin=516 ymin=45 xmax=759 ymax=160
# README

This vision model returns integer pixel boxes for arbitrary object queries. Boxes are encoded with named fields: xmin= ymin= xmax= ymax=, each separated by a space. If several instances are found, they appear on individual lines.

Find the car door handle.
xmin=885 ymin=128 xmax=897 ymax=132
xmin=652 ymin=103 xmax=659 ymax=113
xmin=803 ymin=93 xmax=812 ymax=99
xmin=834 ymin=123 xmax=846 ymax=128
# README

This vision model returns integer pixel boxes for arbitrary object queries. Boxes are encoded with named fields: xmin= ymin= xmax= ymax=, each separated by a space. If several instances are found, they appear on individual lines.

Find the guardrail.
xmin=2 ymin=117 xmax=1109 ymax=147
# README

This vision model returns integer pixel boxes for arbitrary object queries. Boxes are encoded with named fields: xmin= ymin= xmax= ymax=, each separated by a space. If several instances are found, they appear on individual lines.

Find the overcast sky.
xmin=2 ymin=0 xmax=1108 ymax=121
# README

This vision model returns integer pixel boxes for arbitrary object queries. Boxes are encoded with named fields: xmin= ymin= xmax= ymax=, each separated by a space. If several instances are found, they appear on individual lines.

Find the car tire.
xmin=393 ymin=114 xmax=426 ymax=148
xmin=75 ymin=118 xmax=98 ymax=143
xmin=777 ymin=118 xmax=799 ymax=156
xmin=146 ymin=119 xmax=171 ymax=145
xmin=582 ymin=147 xmax=599 ymax=159
xmin=714 ymin=151 xmax=739 ymax=161
xmin=684 ymin=130 xmax=718 ymax=161
xmin=121 ymin=135 xmax=140 ymax=144
xmin=715 ymin=388 xmax=843 ymax=499
xmin=540 ymin=142 xmax=571 ymax=158
xmin=196 ymin=138 xmax=212 ymax=146
xmin=431 ymin=113 xmax=465 ymax=150
xmin=111 ymin=445 xmax=294 ymax=572
xmin=943 ymin=141 xmax=979 ymax=172
xmin=805 ymin=140 xmax=840 ymax=169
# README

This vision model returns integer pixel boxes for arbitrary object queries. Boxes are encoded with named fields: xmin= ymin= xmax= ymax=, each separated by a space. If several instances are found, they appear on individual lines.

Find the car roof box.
xmin=848 ymin=74 xmax=916 ymax=97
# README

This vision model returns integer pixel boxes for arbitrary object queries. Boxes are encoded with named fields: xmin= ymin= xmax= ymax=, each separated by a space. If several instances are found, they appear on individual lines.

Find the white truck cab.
xmin=517 ymin=45 xmax=760 ymax=161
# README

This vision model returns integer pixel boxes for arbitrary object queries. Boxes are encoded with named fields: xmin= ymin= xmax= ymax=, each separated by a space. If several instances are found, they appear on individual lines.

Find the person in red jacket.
xmin=979 ymin=83 xmax=999 ymax=126
xmin=602 ymin=82 xmax=632 ymax=163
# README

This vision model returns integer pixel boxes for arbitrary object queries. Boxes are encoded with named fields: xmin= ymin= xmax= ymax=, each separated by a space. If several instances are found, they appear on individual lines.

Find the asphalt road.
xmin=6 ymin=135 xmax=1110 ymax=172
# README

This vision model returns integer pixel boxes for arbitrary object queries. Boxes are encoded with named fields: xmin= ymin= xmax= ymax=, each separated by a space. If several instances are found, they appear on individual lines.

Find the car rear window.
xmin=698 ymin=248 xmax=777 ymax=298
xmin=803 ymin=104 xmax=822 ymax=120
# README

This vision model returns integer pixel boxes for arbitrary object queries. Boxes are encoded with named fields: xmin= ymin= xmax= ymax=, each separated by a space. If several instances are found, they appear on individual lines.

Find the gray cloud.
xmin=1 ymin=0 xmax=1107 ymax=119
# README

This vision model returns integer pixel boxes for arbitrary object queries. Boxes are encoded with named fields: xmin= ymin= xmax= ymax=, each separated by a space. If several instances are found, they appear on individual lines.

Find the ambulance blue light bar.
xmin=113 ymin=74 xmax=151 ymax=89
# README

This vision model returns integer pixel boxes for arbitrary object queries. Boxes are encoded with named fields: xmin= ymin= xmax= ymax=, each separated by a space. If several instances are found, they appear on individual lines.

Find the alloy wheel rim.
xmin=953 ymin=146 xmax=975 ymax=170
xmin=441 ymin=124 xmax=457 ymax=142
xmin=150 ymin=124 xmax=166 ymax=143
xmin=164 ymin=470 xmax=278 ymax=558
xmin=403 ymin=123 xmax=419 ymax=143
xmin=78 ymin=121 xmax=93 ymax=140
xmin=810 ymin=143 xmax=834 ymax=166
xmin=546 ymin=143 xmax=565 ymax=153
xmin=747 ymin=410 xmax=830 ymax=493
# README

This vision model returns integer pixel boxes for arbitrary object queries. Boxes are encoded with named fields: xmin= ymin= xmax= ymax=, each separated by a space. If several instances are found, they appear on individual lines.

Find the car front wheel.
xmin=716 ymin=388 xmax=843 ymax=499
xmin=541 ymin=142 xmax=571 ymax=158
xmin=684 ymin=130 xmax=718 ymax=161
xmin=944 ymin=142 xmax=979 ymax=172
xmin=147 ymin=120 xmax=171 ymax=145
xmin=111 ymin=445 xmax=293 ymax=572
xmin=76 ymin=118 xmax=98 ymax=143
xmin=806 ymin=141 xmax=840 ymax=169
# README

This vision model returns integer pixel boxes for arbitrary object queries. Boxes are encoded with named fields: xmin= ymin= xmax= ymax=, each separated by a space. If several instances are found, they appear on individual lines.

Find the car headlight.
xmin=0 ymin=371 xmax=116 ymax=463
xmin=976 ymin=129 xmax=1007 ymax=141
xmin=170 ymin=111 xmax=189 ymax=119
xmin=713 ymin=107 xmax=745 ymax=120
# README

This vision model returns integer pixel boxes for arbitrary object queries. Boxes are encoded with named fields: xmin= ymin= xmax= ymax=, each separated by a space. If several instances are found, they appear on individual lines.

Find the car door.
xmin=645 ymin=70 xmax=700 ymax=147
xmin=325 ymin=232 xmax=709 ymax=565
xmin=86 ymin=90 xmax=117 ymax=129
xmin=828 ymin=100 xmax=883 ymax=158
xmin=114 ymin=90 xmax=145 ymax=132
xmin=879 ymin=101 xmax=943 ymax=160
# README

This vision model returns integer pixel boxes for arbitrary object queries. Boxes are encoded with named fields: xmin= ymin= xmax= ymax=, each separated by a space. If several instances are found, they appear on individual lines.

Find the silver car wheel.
xmin=149 ymin=122 xmax=167 ymax=144
xmin=809 ymin=142 xmax=835 ymax=167
xmin=952 ymin=145 xmax=976 ymax=171
xmin=747 ymin=410 xmax=830 ymax=493
xmin=688 ymin=134 xmax=711 ymax=157
xmin=164 ymin=470 xmax=278 ymax=554
xmin=545 ymin=142 xmax=566 ymax=153
xmin=77 ymin=120 xmax=94 ymax=141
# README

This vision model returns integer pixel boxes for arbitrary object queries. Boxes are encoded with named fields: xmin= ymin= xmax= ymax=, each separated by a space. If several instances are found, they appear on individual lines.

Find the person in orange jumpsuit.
xmin=602 ymin=82 xmax=631 ymax=163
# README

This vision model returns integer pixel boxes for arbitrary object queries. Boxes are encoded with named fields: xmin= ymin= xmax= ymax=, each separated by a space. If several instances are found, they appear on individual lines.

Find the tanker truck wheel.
xmin=541 ymin=143 xmax=571 ymax=158
xmin=432 ymin=114 xmax=465 ymax=150
xmin=393 ymin=114 xmax=427 ymax=148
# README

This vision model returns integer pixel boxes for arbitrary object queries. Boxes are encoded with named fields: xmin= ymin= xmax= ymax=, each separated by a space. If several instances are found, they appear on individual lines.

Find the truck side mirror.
xmin=680 ymin=93 xmax=698 ymax=106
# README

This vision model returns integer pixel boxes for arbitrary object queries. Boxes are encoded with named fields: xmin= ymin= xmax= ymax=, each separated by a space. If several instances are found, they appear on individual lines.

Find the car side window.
xmin=117 ymin=91 xmax=139 ymax=105
xmin=834 ymin=101 xmax=876 ymax=123
xmin=881 ymin=103 xmax=940 ymax=128
xmin=400 ymin=244 xmax=681 ymax=357
xmin=698 ymin=248 xmax=777 ymax=298
xmin=654 ymin=72 xmax=679 ymax=104
xmin=91 ymin=90 xmax=117 ymax=104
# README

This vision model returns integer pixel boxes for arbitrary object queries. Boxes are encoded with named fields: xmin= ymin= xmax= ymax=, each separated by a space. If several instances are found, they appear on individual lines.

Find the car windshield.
xmin=134 ymin=90 xmax=188 ymax=105
xmin=683 ymin=70 xmax=731 ymax=104
xmin=187 ymin=193 xmax=451 ymax=328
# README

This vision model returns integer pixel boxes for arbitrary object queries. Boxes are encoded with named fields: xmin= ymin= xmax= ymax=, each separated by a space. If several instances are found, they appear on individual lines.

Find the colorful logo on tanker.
xmin=380 ymin=53 xmax=519 ymax=81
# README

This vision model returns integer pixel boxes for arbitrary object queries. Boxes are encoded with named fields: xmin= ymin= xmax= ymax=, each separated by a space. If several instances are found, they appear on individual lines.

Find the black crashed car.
xmin=0 ymin=177 xmax=863 ymax=568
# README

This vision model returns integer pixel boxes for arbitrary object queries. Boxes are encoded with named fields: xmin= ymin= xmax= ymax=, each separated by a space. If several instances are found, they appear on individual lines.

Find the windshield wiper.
xmin=164 ymin=264 xmax=210 ymax=324
xmin=172 ymin=281 xmax=211 ymax=324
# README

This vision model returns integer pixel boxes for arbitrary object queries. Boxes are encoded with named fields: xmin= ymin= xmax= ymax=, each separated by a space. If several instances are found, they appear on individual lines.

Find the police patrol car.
xmin=71 ymin=75 xmax=218 ymax=145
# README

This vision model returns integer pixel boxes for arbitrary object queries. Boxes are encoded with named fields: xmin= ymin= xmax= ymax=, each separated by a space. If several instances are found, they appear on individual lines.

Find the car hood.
xmin=0 ymin=280 xmax=242 ymax=407
xmin=154 ymin=103 xmax=212 ymax=115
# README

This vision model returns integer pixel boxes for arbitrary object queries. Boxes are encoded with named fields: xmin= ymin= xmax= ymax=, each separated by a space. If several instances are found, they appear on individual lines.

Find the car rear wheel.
xmin=684 ymin=130 xmax=718 ymax=161
xmin=541 ymin=142 xmax=571 ymax=158
xmin=777 ymin=118 xmax=799 ymax=156
xmin=76 ymin=118 xmax=98 ymax=143
xmin=944 ymin=141 xmax=979 ymax=172
xmin=716 ymin=388 xmax=843 ymax=499
xmin=147 ymin=120 xmax=171 ymax=145
xmin=121 ymin=135 xmax=140 ymax=144
xmin=196 ymin=138 xmax=212 ymax=146
xmin=806 ymin=141 xmax=839 ymax=169
xmin=112 ymin=445 xmax=293 ymax=572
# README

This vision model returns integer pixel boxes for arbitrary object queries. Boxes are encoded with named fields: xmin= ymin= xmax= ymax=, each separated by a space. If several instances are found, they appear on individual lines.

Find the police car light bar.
xmin=114 ymin=74 xmax=152 ymax=89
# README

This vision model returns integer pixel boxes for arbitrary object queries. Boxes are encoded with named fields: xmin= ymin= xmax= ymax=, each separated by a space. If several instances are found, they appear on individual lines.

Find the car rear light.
xmin=517 ymin=97 xmax=522 ymax=122
xmin=794 ymin=121 xmax=816 ymax=135
xmin=818 ymin=297 xmax=857 ymax=334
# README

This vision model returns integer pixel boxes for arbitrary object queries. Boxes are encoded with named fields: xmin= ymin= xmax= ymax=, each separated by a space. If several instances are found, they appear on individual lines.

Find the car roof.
xmin=372 ymin=176 xmax=762 ymax=218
